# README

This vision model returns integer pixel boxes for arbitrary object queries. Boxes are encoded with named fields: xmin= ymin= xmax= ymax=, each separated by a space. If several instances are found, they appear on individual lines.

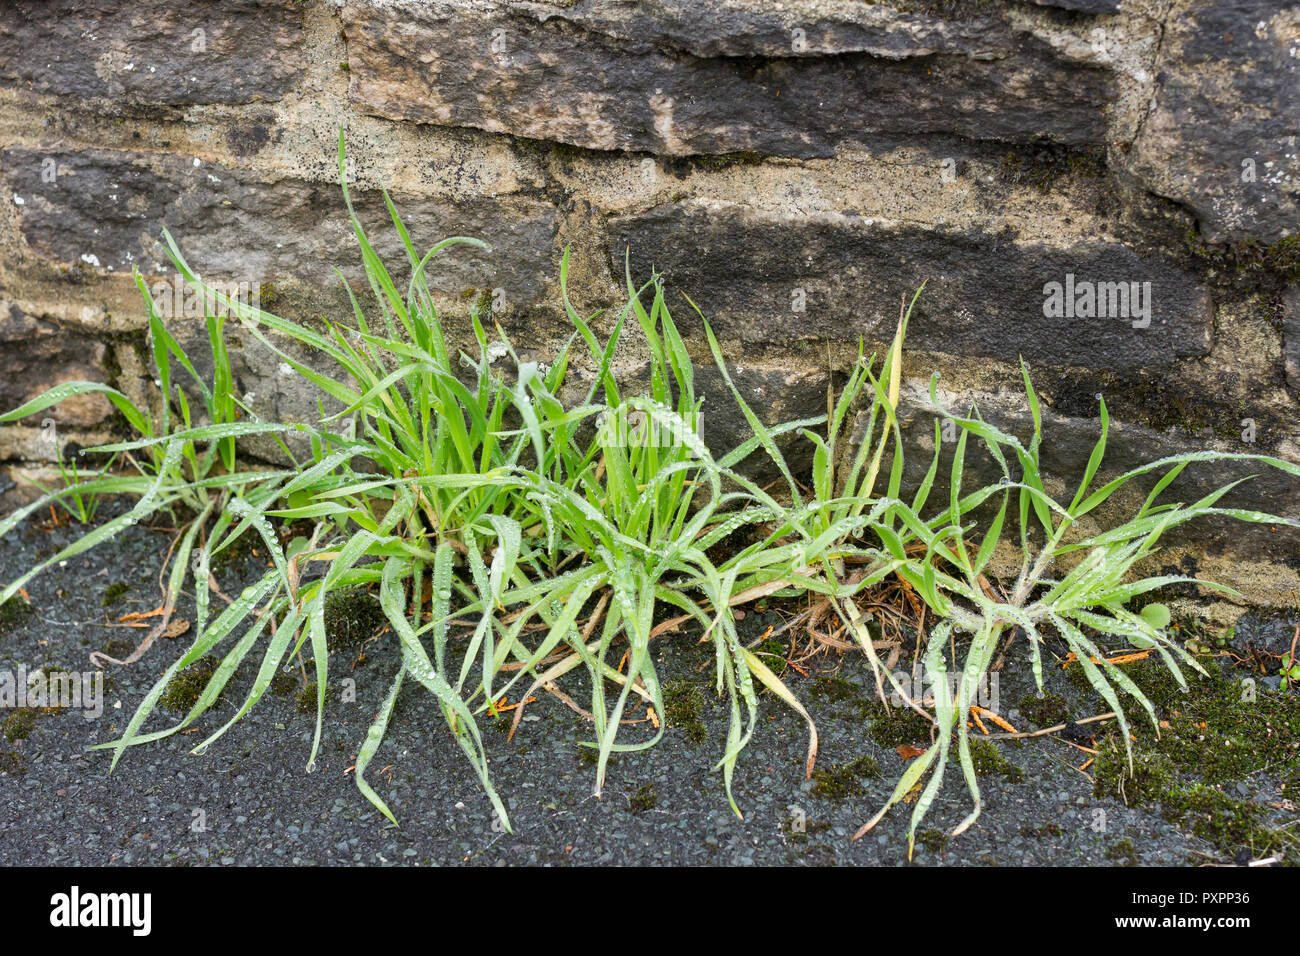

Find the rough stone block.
xmin=0 ymin=0 xmax=306 ymax=106
xmin=342 ymin=0 xmax=1116 ymax=157
xmin=613 ymin=203 xmax=1212 ymax=372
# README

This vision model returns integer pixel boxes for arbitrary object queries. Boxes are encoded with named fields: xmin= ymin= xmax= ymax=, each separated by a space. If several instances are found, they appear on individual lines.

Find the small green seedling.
xmin=34 ymin=448 xmax=113 ymax=525
xmin=1281 ymin=653 xmax=1300 ymax=689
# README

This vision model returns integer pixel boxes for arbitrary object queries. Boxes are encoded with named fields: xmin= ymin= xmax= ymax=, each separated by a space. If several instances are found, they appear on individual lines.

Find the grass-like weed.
xmin=2 ymin=131 xmax=1297 ymax=848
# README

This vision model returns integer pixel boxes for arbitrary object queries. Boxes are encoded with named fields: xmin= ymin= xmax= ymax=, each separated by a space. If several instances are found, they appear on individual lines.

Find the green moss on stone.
xmin=100 ymin=581 xmax=130 ymax=606
xmin=811 ymin=755 xmax=882 ymax=799
xmin=323 ymin=586 xmax=385 ymax=652
xmin=663 ymin=680 xmax=707 ymax=745
xmin=160 ymin=656 xmax=220 ymax=713
xmin=630 ymin=783 xmax=657 ymax=812
xmin=969 ymin=738 xmax=1025 ymax=783
xmin=1017 ymin=692 xmax=1069 ymax=728
xmin=0 ymin=599 xmax=34 ymax=636
xmin=2 ymin=708 xmax=36 ymax=742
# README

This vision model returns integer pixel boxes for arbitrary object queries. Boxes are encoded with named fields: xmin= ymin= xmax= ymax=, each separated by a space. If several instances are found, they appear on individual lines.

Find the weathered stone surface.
xmin=342 ymin=0 xmax=1116 ymax=157
xmin=0 ymin=0 xmax=306 ymax=107
xmin=0 ymin=300 xmax=112 ymax=429
xmin=1125 ymin=0 xmax=1300 ymax=244
xmin=1010 ymin=0 xmax=1121 ymax=12
xmin=697 ymin=362 xmax=831 ymax=481
xmin=900 ymin=0 xmax=1120 ymax=13
xmin=1284 ymin=286 xmax=1300 ymax=393
xmin=0 ymin=147 xmax=558 ymax=304
xmin=613 ymin=203 xmax=1211 ymax=371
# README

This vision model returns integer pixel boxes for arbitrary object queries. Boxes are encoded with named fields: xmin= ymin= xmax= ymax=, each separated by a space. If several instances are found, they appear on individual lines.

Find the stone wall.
xmin=0 ymin=0 xmax=1297 ymax=603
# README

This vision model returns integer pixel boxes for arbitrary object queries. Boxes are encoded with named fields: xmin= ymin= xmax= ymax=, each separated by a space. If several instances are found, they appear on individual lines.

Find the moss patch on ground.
xmin=969 ymin=738 xmax=1026 ymax=783
xmin=916 ymin=828 xmax=949 ymax=853
xmin=296 ymin=682 xmax=333 ymax=714
xmin=809 ymin=674 xmax=857 ymax=704
xmin=811 ymin=755 xmax=882 ymax=799
xmin=808 ymin=672 xmax=883 ymax=721
xmin=868 ymin=708 xmax=933 ymax=748
xmin=269 ymin=671 xmax=297 ymax=697
xmin=1105 ymin=838 xmax=1138 ymax=866
xmin=1092 ymin=659 xmax=1299 ymax=857
xmin=1019 ymin=822 xmax=1063 ymax=840
xmin=0 ymin=599 xmax=34 ymax=636
xmin=1017 ymin=692 xmax=1069 ymax=728
xmin=752 ymin=636 xmax=789 ymax=675
xmin=663 ymin=680 xmax=707 ymax=745
xmin=100 ymin=581 xmax=130 ymax=606
xmin=323 ymin=586 xmax=386 ymax=652
xmin=0 ymin=749 xmax=24 ymax=776
xmin=103 ymin=639 xmax=135 ymax=660
xmin=576 ymin=747 xmax=615 ymax=768
xmin=2 ymin=707 xmax=36 ymax=742
xmin=781 ymin=815 xmax=831 ymax=845
xmin=160 ymin=656 xmax=220 ymax=713
xmin=629 ymin=783 xmax=657 ymax=812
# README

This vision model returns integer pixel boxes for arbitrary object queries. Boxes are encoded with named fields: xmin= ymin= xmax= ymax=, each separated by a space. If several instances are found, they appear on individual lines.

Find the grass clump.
xmin=805 ymin=357 xmax=1300 ymax=855
xmin=1 ymin=129 xmax=1297 ymax=848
